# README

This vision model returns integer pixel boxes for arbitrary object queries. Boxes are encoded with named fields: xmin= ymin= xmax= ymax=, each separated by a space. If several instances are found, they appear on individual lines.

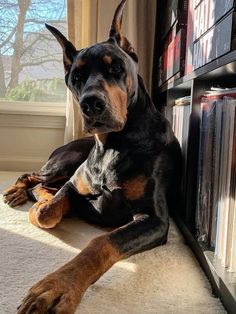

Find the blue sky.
xmin=0 ymin=0 xmax=67 ymax=55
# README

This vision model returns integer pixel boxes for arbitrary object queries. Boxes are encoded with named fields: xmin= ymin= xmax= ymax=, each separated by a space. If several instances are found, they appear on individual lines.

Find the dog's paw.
xmin=3 ymin=185 xmax=28 ymax=207
xmin=29 ymin=200 xmax=62 ymax=229
xmin=17 ymin=272 xmax=80 ymax=314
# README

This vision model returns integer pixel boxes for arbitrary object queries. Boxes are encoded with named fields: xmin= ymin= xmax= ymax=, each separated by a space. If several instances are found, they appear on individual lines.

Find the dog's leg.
xmin=3 ymin=173 xmax=42 ymax=207
xmin=3 ymin=137 xmax=95 ymax=208
xmin=28 ymin=183 xmax=71 ymax=229
xmin=17 ymin=213 xmax=167 ymax=314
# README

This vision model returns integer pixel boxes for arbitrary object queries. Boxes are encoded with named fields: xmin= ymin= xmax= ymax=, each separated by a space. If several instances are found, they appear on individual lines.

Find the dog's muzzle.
xmin=79 ymin=93 xmax=109 ymax=133
xmin=80 ymin=94 xmax=106 ymax=118
xmin=79 ymin=93 xmax=125 ymax=134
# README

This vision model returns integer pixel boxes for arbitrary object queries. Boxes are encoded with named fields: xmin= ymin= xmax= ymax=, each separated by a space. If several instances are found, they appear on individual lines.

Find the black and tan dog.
xmin=3 ymin=1 xmax=182 ymax=313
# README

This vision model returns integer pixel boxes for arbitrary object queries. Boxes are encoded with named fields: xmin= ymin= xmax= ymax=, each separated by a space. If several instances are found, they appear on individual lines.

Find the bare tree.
xmin=0 ymin=0 xmax=66 ymax=98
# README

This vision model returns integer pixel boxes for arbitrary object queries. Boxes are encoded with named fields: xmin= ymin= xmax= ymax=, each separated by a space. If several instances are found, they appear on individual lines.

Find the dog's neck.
xmin=128 ymin=75 xmax=157 ymax=117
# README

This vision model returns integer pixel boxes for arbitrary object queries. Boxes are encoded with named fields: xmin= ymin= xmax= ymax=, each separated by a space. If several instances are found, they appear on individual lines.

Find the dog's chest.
xmin=70 ymin=146 xmax=152 ymax=207
xmin=70 ymin=149 xmax=121 ymax=194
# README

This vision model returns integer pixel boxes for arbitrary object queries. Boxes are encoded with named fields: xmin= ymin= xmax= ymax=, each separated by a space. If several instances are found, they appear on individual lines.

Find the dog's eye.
xmin=109 ymin=64 xmax=122 ymax=74
xmin=73 ymin=73 xmax=82 ymax=82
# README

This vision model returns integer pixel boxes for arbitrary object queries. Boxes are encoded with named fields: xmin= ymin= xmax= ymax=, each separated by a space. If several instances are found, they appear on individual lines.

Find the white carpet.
xmin=0 ymin=173 xmax=226 ymax=314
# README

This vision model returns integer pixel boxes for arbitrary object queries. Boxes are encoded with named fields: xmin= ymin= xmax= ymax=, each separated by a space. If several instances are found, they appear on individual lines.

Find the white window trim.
xmin=0 ymin=101 xmax=66 ymax=117
xmin=0 ymin=101 xmax=66 ymax=129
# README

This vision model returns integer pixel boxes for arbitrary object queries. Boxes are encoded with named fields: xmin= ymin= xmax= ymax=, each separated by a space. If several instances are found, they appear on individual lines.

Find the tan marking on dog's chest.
xmin=95 ymin=133 xmax=108 ymax=144
xmin=76 ymin=175 xmax=91 ymax=196
xmin=122 ymin=175 xmax=148 ymax=201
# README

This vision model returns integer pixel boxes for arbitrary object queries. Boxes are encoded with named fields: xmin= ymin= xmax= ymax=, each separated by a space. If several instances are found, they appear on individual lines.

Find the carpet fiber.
xmin=0 ymin=173 xmax=226 ymax=313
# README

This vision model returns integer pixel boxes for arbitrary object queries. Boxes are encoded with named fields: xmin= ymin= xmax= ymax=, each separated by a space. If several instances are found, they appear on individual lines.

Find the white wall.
xmin=0 ymin=102 xmax=66 ymax=172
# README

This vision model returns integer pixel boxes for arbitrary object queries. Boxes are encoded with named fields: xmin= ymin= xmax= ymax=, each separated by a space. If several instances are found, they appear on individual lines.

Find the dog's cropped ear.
xmin=45 ymin=24 xmax=77 ymax=73
xmin=109 ymin=0 xmax=138 ymax=62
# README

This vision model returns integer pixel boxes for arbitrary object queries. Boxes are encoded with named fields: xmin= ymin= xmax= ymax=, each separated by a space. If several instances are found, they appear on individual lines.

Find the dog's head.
xmin=46 ymin=0 xmax=138 ymax=134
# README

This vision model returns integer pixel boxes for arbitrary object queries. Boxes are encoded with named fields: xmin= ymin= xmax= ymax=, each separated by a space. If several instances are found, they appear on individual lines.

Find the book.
xmin=185 ymin=1 xmax=236 ymax=74
xmin=210 ymin=99 xmax=224 ymax=248
xmin=161 ymin=0 xmax=188 ymax=39
xmin=196 ymin=98 xmax=217 ymax=245
xmin=193 ymin=11 xmax=236 ymax=70
xmin=193 ymin=0 xmax=235 ymax=42
xmin=229 ymin=201 xmax=236 ymax=272
xmin=160 ymin=28 xmax=186 ymax=84
xmin=165 ymin=97 xmax=190 ymax=196
xmin=219 ymin=100 xmax=236 ymax=266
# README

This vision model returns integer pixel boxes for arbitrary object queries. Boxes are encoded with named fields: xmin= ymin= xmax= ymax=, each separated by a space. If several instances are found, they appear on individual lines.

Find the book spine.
xmin=223 ymin=99 xmax=236 ymax=267
xmin=185 ymin=0 xmax=194 ymax=75
xmin=229 ymin=205 xmax=236 ymax=272
xmin=221 ymin=100 xmax=236 ymax=266
xmin=215 ymin=101 xmax=231 ymax=260
xmin=196 ymin=99 xmax=210 ymax=244
xmin=210 ymin=99 xmax=223 ymax=248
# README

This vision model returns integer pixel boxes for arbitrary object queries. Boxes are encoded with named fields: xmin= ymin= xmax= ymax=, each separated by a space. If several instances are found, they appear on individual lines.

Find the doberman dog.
xmin=3 ymin=1 xmax=182 ymax=313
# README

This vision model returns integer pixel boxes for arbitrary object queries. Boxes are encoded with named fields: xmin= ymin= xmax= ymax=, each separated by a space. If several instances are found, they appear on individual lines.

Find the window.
xmin=0 ymin=0 xmax=67 ymax=103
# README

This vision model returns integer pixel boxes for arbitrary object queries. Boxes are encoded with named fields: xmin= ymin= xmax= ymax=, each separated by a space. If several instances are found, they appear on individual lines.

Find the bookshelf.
xmin=152 ymin=1 xmax=236 ymax=313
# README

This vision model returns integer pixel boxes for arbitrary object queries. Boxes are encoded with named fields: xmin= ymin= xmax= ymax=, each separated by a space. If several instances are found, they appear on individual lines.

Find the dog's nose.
xmin=80 ymin=95 xmax=106 ymax=117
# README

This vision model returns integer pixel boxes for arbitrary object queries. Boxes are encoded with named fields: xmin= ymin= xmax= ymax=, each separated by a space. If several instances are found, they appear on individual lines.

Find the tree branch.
xmin=21 ymin=34 xmax=52 ymax=55
xmin=25 ymin=18 xmax=65 ymax=25
xmin=0 ymin=27 xmax=16 ymax=49
xmin=21 ymin=59 xmax=61 ymax=67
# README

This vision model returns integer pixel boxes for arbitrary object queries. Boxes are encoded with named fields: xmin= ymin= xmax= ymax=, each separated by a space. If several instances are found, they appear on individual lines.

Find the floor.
xmin=0 ymin=171 xmax=226 ymax=313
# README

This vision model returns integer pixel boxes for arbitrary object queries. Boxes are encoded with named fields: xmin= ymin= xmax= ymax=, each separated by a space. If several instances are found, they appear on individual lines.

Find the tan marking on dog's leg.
xmin=3 ymin=173 xmax=42 ymax=207
xmin=31 ymin=186 xmax=57 ymax=202
xmin=17 ymin=235 xmax=123 ymax=314
xmin=29 ymin=186 xmax=69 ymax=229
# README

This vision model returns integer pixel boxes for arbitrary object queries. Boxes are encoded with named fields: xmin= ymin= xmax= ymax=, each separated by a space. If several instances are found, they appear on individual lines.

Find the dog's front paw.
xmin=3 ymin=185 xmax=28 ymax=207
xmin=17 ymin=271 xmax=81 ymax=314
xmin=29 ymin=200 xmax=63 ymax=229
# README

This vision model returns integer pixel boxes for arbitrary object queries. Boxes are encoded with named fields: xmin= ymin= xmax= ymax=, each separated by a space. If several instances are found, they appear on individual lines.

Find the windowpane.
xmin=0 ymin=0 xmax=67 ymax=103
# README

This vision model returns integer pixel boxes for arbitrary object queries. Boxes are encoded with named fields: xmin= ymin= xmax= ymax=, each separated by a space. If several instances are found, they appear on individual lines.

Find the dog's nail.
xmin=17 ymin=304 xmax=22 ymax=310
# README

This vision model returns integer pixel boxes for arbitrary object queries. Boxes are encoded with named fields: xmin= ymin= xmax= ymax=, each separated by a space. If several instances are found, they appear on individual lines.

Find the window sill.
xmin=0 ymin=101 xmax=66 ymax=129
xmin=0 ymin=101 xmax=66 ymax=117
xmin=0 ymin=101 xmax=66 ymax=171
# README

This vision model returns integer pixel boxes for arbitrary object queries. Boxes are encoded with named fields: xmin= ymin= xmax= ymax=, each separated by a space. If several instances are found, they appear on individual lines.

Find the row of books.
xmin=185 ymin=0 xmax=236 ymax=74
xmin=164 ymin=96 xmax=191 ymax=194
xmin=159 ymin=0 xmax=188 ymax=85
xmin=159 ymin=0 xmax=236 ymax=85
xmin=165 ymin=89 xmax=236 ymax=272
xmin=164 ymin=96 xmax=190 ymax=157
xmin=196 ymin=88 xmax=236 ymax=272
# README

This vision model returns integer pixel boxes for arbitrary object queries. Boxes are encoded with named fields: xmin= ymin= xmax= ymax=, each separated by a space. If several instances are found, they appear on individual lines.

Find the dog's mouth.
xmin=82 ymin=117 xmax=108 ymax=134
xmin=92 ymin=121 xmax=105 ymax=128
xmin=82 ymin=116 xmax=124 ymax=134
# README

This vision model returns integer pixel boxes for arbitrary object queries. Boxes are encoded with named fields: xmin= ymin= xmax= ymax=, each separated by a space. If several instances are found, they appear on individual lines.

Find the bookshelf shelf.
xmin=153 ymin=1 xmax=236 ymax=313
xmin=174 ymin=215 xmax=236 ymax=314
xmin=204 ymin=251 xmax=236 ymax=312
xmin=159 ymin=50 xmax=236 ymax=94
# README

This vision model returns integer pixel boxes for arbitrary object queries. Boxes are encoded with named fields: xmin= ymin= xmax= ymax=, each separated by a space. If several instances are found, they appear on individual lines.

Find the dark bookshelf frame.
xmin=152 ymin=2 xmax=236 ymax=313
